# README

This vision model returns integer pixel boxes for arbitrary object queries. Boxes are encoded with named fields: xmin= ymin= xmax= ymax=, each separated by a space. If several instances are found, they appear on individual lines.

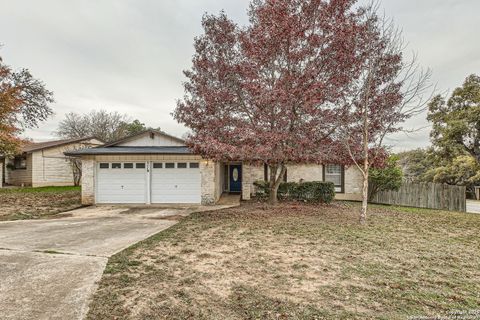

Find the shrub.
xmin=253 ymin=180 xmax=335 ymax=204
xmin=368 ymin=155 xmax=403 ymax=201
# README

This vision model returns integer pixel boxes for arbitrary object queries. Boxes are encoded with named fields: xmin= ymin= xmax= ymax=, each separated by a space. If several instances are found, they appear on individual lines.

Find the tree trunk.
xmin=74 ymin=170 xmax=81 ymax=187
xmin=360 ymin=72 xmax=370 ymax=225
xmin=268 ymin=163 xmax=287 ymax=205
xmin=360 ymin=170 xmax=368 ymax=224
xmin=269 ymin=185 xmax=278 ymax=204
xmin=70 ymin=159 xmax=82 ymax=187
xmin=360 ymin=105 xmax=369 ymax=224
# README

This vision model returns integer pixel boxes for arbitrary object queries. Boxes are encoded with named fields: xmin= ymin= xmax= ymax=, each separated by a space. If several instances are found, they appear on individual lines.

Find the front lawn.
xmin=0 ymin=186 xmax=81 ymax=221
xmin=87 ymin=202 xmax=480 ymax=320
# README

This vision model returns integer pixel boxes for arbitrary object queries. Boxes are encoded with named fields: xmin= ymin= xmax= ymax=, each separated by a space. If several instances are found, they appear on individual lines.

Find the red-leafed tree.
xmin=337 ymin=6 xmax=432 ymax=223
xmin=174 ymin=0 xmax=373 ymax=204
xmin=0 ymin=52 xmax=54 ymax=156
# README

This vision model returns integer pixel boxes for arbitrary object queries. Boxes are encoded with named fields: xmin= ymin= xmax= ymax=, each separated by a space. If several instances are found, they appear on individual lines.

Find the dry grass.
xmin=0 ymin=186 xmax=81 ymax=220
xmin=87 ymin=202 xmax=480 ymax=320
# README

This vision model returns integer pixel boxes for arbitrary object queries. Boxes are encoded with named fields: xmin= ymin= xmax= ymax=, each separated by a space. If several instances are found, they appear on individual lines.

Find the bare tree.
xmin=337 ymin=4 xmax=434 ymax=223
xmin=62 ymin=141 xmax=102 ymax=186
xmin=67 ymin=154 xmax=82 ymax=187
xmin=56 ymin=109 xmax=133 ymax=143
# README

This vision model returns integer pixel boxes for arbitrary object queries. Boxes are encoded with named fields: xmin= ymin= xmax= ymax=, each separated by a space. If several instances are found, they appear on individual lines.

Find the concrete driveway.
xmin=0 ymin=205 xmax=229 ymax=320
xmin=467 ymin=200 xmax=480 ymax=214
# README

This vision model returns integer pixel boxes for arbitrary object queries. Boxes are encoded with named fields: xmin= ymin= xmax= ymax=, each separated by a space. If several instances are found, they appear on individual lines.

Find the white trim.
xmin=94 ymin=162 xmax=98 ymax=204
xmin=146 ymin=161 xmax=151 ymax=204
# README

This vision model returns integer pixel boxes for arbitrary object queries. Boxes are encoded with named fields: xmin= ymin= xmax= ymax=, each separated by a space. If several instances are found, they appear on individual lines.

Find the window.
xmin=99 ymin=163 xmax=109 ymax=169
xmin=14 ymin=156 xmax=27 ymax=170
xmin=165 ymin=163 xmax=175 ymax=169
xmin=177 ymin=162 xmax=187 ymax=169
xmin=189 ymin=162 xmax=199 ymax=169
xmin=123 ymin=163 xmax=134 ymax=169
xmin=136 ymin=163 xmax=146 ymax=169
xmin=153 ymin=163 xmax=163 ymax=169
xmin=324 ymin=164 xmax=344 ymax=193
xmin=112 ymin=163 xmax=121 ymax=169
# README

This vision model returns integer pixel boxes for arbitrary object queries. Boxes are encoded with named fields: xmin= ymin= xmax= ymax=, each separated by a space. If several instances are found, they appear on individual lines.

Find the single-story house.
xmin=0 ymin=137 xmax=103 ymax=188
xmin=66 ymin=130 xmax=363 ymax=205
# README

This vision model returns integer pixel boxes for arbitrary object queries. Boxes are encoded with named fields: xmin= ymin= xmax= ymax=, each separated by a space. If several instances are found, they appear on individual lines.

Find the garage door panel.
xmin=151 ymin=181 xmax=200 ymax=188
xmin=97 ymin=182 xmax=146 ymax=189
xmin=98 ymin=175 xmax=145 ymax=181
xmin=151 ymin=188 xmax=199 ymax=194
xmin=152 ymin=174 xmax=200 ymax=180
xmin=151 ymin=167 xmax=201 ymax=204
xmin=152 ymin=190 xmax=198 ymax=195
xmin=96 ymin=163 xmax=147 ymax=204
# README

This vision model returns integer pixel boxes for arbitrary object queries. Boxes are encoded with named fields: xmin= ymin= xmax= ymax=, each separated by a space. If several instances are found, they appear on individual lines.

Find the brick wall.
xmin=81 ymin=158 xmax=95 ymax=205
xmin=287 ymin=164 xmax=323 ymax=182
xmin=200 ymin=160 xmax=217 ymax=205
xmin=241 ymin=164 xmax=252 ymax=200
xmin=214 ymin=161 xmax=223 ymax=202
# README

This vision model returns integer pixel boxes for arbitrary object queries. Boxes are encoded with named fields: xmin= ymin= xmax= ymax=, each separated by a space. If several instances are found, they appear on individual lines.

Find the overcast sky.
xmin=1 ymin=0 xmax=479 ymax=151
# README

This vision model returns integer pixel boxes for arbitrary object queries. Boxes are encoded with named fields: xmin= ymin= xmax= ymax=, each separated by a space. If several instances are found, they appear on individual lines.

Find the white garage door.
xmin=97 ymin=162 xmax=147 ymax=204
xmin=151 ymin=162 xmax=201 ymax=204
xmin=96 ymin=161 xmax=201 ymax=204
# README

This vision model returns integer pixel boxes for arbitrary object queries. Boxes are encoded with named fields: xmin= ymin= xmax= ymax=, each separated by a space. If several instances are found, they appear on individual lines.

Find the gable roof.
xmin=64 ymin=131 xmax=191 ymax=157
xmin=102 ymin=130 xmax=185 ymax=148
xmin=22 ymin=137 xmax=104 ymax=153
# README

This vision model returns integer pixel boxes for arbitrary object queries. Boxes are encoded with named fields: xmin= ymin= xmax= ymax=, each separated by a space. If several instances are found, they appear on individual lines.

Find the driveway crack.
xmin=0 ymin=247 xmax=109 ymax=258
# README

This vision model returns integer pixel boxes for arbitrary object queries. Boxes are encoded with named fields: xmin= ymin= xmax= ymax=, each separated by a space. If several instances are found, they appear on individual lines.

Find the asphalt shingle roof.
xmin=64 ymin=146 xmax=194 ymax=156
xmin=23 ymin=137 xmax=102 ymax=153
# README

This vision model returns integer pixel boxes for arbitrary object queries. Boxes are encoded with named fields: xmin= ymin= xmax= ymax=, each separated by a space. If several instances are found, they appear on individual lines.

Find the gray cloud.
xmin=1 ymin=0 xmax=478 ymax=151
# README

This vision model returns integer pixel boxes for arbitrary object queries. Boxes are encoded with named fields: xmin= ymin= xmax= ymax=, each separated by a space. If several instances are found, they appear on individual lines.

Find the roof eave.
xmin=64 ymin=152 xmax=195 ymax=157
xmin=23 ymin=136 xmax=105 ymax=153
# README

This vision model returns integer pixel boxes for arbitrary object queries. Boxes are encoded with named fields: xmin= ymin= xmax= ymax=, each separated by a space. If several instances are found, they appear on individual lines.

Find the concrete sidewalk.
xmin=467 ymin=200 xmax=480 ymax=214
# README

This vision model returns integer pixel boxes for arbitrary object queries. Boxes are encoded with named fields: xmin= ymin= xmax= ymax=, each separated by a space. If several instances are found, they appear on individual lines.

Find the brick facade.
xmin=81 ymin=158 xmax=95 ymax=205
xmin=200 ymin=160 xmax=217 ymax=205
xmin=241 ymin=163 xmax=252 ymax=200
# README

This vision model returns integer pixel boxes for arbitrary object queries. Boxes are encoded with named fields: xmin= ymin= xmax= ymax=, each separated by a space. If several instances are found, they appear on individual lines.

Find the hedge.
xmin=253 ymin=180 xmax=335 ymax=204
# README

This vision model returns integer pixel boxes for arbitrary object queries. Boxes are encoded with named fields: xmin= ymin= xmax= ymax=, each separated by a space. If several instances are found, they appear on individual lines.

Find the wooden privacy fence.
xmin=371 ymin=182 xmax=467 ymax=212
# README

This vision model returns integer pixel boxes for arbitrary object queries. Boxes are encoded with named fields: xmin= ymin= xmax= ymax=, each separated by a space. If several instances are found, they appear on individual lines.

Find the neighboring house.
xmin=1 ymin=137 xmax=104 ymax=188
xmin=66 ymin=130 xmax=363 ymax=205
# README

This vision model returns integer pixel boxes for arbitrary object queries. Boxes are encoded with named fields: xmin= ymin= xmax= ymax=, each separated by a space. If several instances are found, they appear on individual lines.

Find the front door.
xmin=229 ymin=165 xmax=242 ymax=193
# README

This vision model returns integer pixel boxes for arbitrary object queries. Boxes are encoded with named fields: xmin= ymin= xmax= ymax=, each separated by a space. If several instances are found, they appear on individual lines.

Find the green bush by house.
xmin=254 ymin=180 xmax=335 ymax=203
